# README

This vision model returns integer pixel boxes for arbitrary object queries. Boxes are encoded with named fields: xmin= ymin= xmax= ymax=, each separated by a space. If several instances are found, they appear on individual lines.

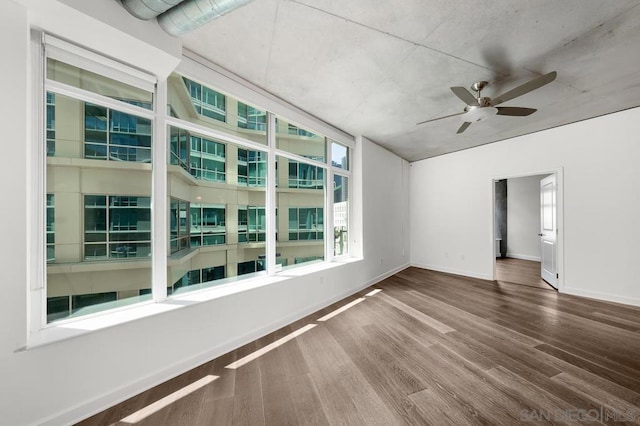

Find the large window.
xmin=45 ymin=51 xmax=154 ymax=323
xmin=167 ymin=75 xmax=268 ymax=295
xmin=40 ymin=42 xmax=352 ymax=326
xmin=277 ymin=155 xmax=325 ymax=269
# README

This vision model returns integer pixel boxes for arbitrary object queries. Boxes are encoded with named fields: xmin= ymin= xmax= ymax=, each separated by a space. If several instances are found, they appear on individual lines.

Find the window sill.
xmin=24 ymin=257 xmax=362 ymax=351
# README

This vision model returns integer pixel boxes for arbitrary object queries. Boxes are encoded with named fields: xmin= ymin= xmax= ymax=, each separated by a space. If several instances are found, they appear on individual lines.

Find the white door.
xmin=540 ymin=175 xmax=557 ymax=288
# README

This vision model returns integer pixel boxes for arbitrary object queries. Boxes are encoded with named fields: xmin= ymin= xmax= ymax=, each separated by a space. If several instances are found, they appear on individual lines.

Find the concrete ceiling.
xmin=181 ymin=0 xmax=640 ymax=161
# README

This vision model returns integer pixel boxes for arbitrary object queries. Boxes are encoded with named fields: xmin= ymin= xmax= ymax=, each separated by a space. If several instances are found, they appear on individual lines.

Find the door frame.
xmin=490 ymin=167 xmax=565 ymax=292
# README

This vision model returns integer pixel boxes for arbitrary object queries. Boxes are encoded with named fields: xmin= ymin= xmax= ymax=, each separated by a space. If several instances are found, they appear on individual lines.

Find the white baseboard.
xmin=506 ymin=253 xmax=541 ymax=262
xmin=562 ymin=286 xmax=640 ymax=308
xmin=410 ymin=262 xmax=492 ymax=281
xmin=48 ymin=262 xmax=410 ymax=426
xmin=363 ymin=263 xmax=410 ymax=287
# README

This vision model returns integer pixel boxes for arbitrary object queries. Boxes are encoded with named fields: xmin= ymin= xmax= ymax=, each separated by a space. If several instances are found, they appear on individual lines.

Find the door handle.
xmin=538 ymin=233 xmax=544 ymax=236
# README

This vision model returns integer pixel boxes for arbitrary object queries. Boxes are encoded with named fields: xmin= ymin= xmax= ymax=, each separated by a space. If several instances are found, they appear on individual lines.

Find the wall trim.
xmin=505 ymin=253 xmax=542 ymax=262
xmin=363 ymin=263 xmax=410 ymax=287
xmin=44 ymin=262 xmax=409 ymax=426
xmin=410 ymin=263 xmax=492 ymax=281
xmin=562 ymin=286 xmax=640 ymax=308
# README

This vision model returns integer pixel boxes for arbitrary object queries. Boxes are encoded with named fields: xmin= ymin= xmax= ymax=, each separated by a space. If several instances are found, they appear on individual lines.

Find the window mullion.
xmin=152 ymin=79 xmax=168 ymax=301
xmin=325 ymin=139 xmax=334 ymax=263
xmin=266 ymin=112 xmax=277 ymax=275
xmin=165 ymin=116 xmax=267 ymax=153
xmin=44 ymin=80 xmax=155 ymax=120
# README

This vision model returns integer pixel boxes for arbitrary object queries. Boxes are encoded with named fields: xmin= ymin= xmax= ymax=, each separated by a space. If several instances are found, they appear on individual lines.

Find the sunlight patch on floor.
xmin=120 ymin=375 xmax=218 ymax=424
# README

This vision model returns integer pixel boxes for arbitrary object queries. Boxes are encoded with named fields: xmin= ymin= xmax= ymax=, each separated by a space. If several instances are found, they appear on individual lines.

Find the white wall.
xmin=411 ymin=106 xmax=640 ymax=307
xmin=362 ymin=139 xmax=411 ymax=275
xmin=0 ymin=2 xmax=410 ymax=424
xmin=507 ymin=175 xmax=547 ymax=261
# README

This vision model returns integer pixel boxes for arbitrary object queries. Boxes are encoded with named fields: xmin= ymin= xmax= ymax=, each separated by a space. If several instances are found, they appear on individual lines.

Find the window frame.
xmin=30 ymin=35 xmax=356 ymax=338
xmin=33 ymin=34 xmax=158 ymax=332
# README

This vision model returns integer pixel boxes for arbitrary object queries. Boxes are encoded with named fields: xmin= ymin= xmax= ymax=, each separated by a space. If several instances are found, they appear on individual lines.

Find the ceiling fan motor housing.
xmin=465 ymin=105 xmax=498 ymax=122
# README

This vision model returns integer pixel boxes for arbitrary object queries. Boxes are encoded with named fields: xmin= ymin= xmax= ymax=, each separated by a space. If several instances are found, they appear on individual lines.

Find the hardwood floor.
xmin=496 ymin=257 xmax=553 ymax=290
xmin=79 ymin=267 xmax=640 ymax=425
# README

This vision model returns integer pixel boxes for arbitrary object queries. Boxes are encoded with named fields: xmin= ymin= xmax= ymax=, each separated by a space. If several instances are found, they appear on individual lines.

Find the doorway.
xmin=491 ymin=169 xmax=564 ymax=292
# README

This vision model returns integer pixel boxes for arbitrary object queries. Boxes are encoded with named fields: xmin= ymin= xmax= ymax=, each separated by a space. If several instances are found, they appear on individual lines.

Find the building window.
xmin=85 ymin=103 xmax=152 ymax=163
xmin=333 ymin=175 xmax=349 ymax=256
xmin=190 ymin=204 xmax=226 ymax=246
xmin=289 ymin=207 xmax=324 ymax=240
xmin=183 ymin=77 xmax=226 ymax=122
xmin=287 ymin=123 xmax=317 ymax=138
xmin=46 ymin=194 xmax=55 ymax=262
xmin=237 ymin=149 xmax=267 ymax=186
xmin=237 ymin=259 xmax=266 ymax=276
xmin=46 ymin=296 xmax=70 ymax=323
xmin=238 ymin=206 xmax=267 ymax=242
xmin=289 ymin=160 xmax=324 ymax=189
xmin=46 ymin=92 xmax=55 ymax=156
xmin=190 ymin=136 xmax=226 ymax=182
xmin=170 ymin=198 xmax=190 ymax=254
xmin=84 ymin=195 xmax=152 ymax=259
xmin=238 ymin=102 xmax=267 ymax=131
xmin=173 ymin=265 xmax=226 ymax=293
xmin=72 ymin=292 xmax=117 ymax=314
xmin=169 ymin=126 xmax=189 ymax=171
xmin=170 ymin=128 xmax=226 ymax=183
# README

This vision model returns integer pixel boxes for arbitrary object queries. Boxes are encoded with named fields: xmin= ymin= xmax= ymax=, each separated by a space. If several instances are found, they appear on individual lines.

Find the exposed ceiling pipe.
xmin=158 ymin=0 xmax=256 ymax=37
xmin=121 ymin=0 xmax=186 ymax=20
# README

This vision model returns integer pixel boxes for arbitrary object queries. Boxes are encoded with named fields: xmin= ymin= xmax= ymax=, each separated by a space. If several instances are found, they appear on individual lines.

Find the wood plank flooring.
xmin=496 ymin=257 xmax=553 ymax=290
xmin=78 ymin=266 xmax=640 ymax=425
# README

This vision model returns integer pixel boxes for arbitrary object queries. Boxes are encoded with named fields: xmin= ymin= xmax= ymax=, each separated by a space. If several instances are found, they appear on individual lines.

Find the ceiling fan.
xmin=417 ymin=71 xmax=557 ymax=134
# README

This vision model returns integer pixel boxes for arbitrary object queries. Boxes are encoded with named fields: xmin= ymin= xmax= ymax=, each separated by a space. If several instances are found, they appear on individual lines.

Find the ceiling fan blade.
xmin=496 ymin=107 xmax=537 ymax=116
xmin=416 ymin=111 xmax=465 ymax=125
xmin=451 ymin=86 xmax=478 ymax=105
xmin=457 ymin=121 xmax=472 ymax=134
xmin=492 ymin=71 xmax=557 ymax=106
